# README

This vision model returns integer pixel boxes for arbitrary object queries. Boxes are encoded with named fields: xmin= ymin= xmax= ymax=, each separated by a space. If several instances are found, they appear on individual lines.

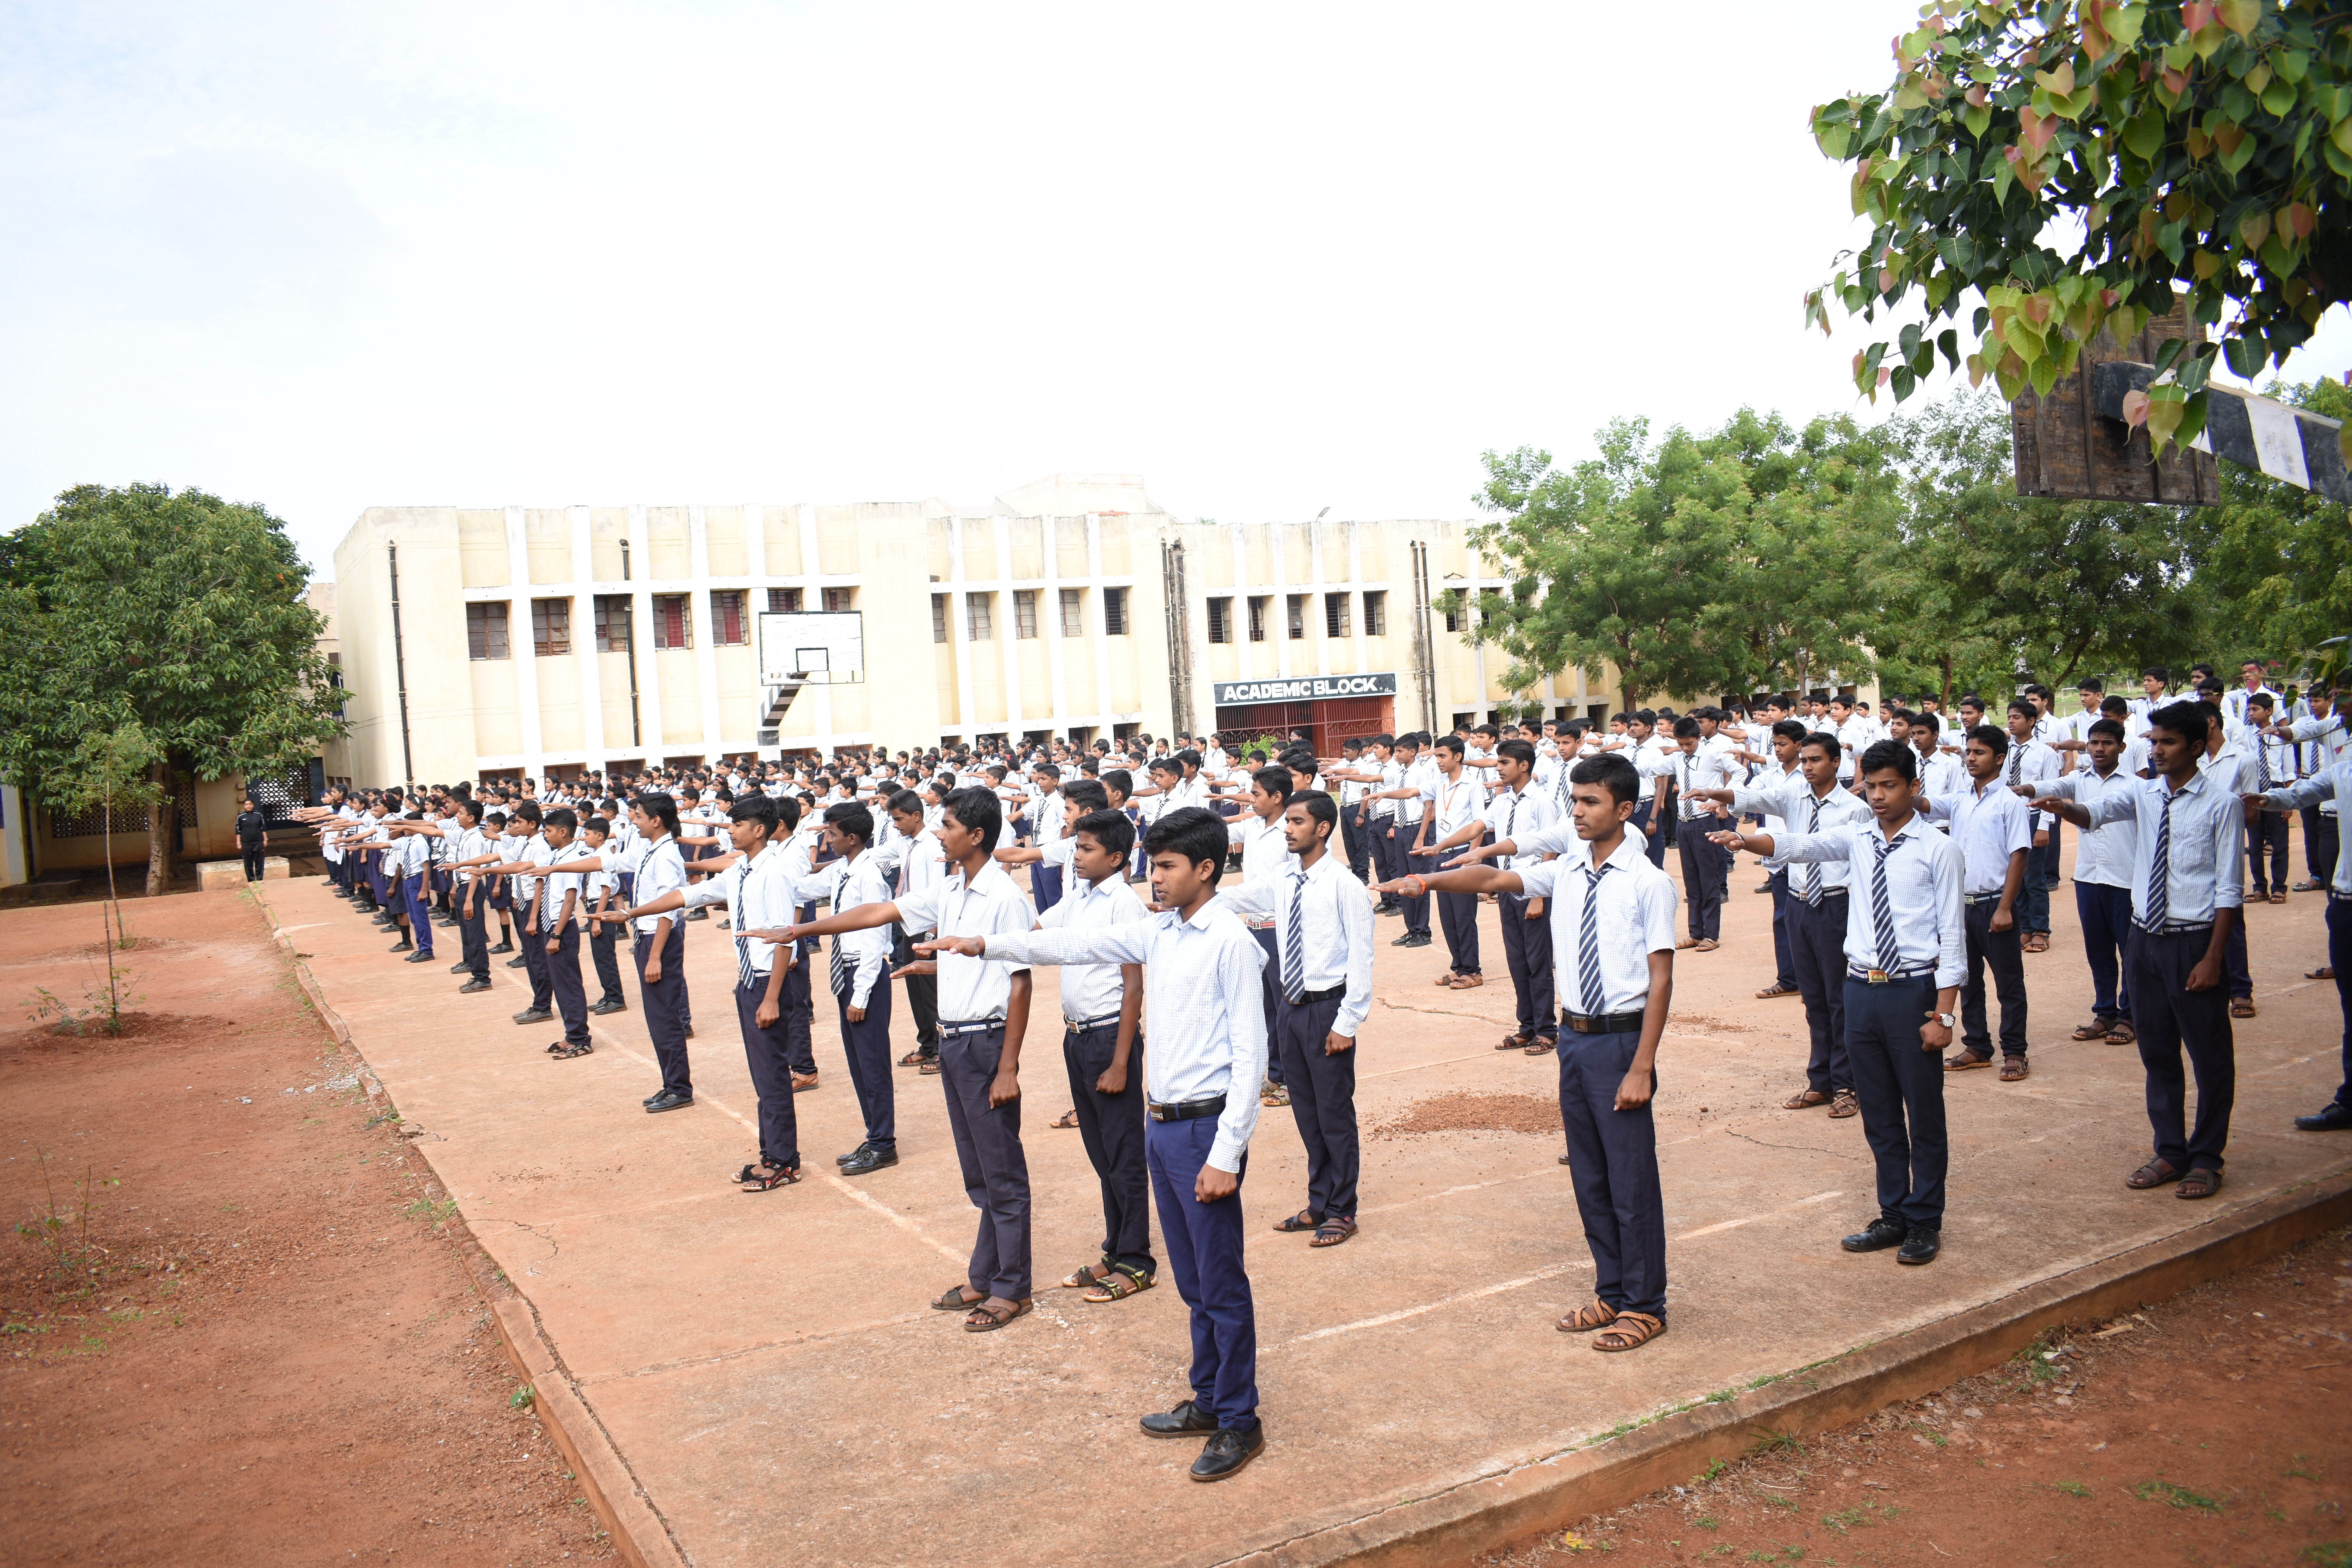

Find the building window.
xmin=1059 ymin=587 xmax=1083 ymax=637
xmin=1286 ymin=594 xmax=1305 ymax=640
xmin=1103 ymin=587 xmax=1128 ymax=636
xmin=1444 ymin=599 xmax=1463 ymax=633
xmin=531 ymin=597 xmax=571 ymax=657
xmin=823 ymin=586 xmax=853 ymax=613
xmin=1014 ymin=589 xmax=1038 ymax=639
xmin=968 ymin=593 xmax=993 ymax=641
xmin=653 ymin=593 xmax=692 ymax=650
xmin=467 ymin=601 xmax=510 ymax=661
xmin=1248 ymin=596 xmax=1268 ymax=642
xmin=768 ymin=587 xmax=801 ymax=613
xmin=1364 ymin=590 xmax=1387 ymax=636
xmin=593 ymin=595 xmax=632 ymax=652
xmin=1207 ymin=597 xmax=1233 ymax=644
xmin=931 ymin=595 xmax=948 ymax=644
xmin=1323 ymin=592 xmax=1350 ymax=639
xmin=712 ymin=590 xmax=748 ymax=646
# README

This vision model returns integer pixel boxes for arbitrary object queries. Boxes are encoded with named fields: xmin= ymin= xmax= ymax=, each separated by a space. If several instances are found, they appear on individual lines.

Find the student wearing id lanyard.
xmin=925 ymin=807 xmax=1271 ymax=1480
xmin=2032 ymin=701 xmax=2244 ymax=1199
xmin=751 ymin=787 xmax=1038 ymax=1330
xmin=1713 ymin=740 xmax=1965 ymax=1266
xmin=1386 ymin=754 xmax=1679 ymax=1349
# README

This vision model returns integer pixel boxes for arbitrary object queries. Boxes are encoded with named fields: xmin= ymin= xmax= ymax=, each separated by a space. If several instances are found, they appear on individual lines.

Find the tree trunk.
xmin=145 ymin=759 xmax=174 ymax=897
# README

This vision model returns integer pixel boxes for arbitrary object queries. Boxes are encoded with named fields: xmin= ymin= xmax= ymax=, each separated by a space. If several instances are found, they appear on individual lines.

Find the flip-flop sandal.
xmin=2126 ymin=1158 xmax=2182 ymax=1190
xmin=1082 ymin=1263 xmax=1155 ymax=1303
xmin=1051 ymin=1110 xmax=1080 ymax=1129
xmin=1271 ymin=1209 xmax=1322 ymax=1234
xmin=1592 ymin=1310 xmax=1666 ymax=1352
xmin=962 ymin=1297 xmax=1033 ymax=1332
xmin=931 ymin=1283 xmax=985 ymax=1311
xmin=2175 ymin=1168 xmax=2224 ymax=1200
xmin=1783 ymin=1089 xmax=1832 ymax=1109
xmin=1060 ymin=1258 xmax=1114 ymax=1290
xmin=1944 ymin=1050 xmax=1994 ymax=1072
xmin=1999 ymin=1056 xmax=2030 ymax=1081
xmin=1557 ymin=1298 xmax=1617 ymax=1333
xmin=1309 ymin=1217 xmax=1357 ymax=1247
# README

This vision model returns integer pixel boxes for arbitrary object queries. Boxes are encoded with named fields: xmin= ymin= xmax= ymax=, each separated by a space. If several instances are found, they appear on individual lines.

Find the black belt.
xmin=938 ymin=1017 xmax=1004 ymax=1038
xmin=1848 ymin=965 xmax=1935 ymax=984
xmin=1560 ymin=1009 xmax=1645 ymax=1033
xmin=1963 ymin=893 xmax=2005 ymax=905
xmin=1063 ymin=1012 xmax=1124 ymax=1033
xmin=1282 ymin=984 xmax=1347 ymax=1006
xmin=1148 ymin=1094 xmax=1226 ymax=1122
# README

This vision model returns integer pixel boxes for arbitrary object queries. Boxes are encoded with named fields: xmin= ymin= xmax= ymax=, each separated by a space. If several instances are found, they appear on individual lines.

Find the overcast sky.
xmin=5 ymin=2 xmax=2346 ymax=580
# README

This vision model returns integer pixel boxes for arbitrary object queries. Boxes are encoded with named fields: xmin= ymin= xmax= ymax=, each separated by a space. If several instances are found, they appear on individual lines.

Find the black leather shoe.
xmin=1189 ymin=1424 xmax=1265 ymax=1482
xmin=448 ymin=961 xmax=470 ymax=973
xmin=1841 ymin=1218 xmax=1907 ymax=1253
xmin=513 ymin=1007 xmax=552 ymax=1025
xmin=643 ymin=1089 xmax=693 ymax=1114
xmin=590 ymin=998 xmax=626 ymax=1015
xmin=490 ymin=941 xmax=515 ymax=954
xmin=1140 ymin=1400 xmax=1218 ymax=1439
xmin=835 ymin=1142 xmax=873 ymax=1166
xmin=388 ymin=939 xmax=412 ymax=953
xmin=2295 ymin=1101 xmax=2352 ymax=1132
xmin=505 ymin=956 xmax=529 ymax=969
xmin=838 ymin=1143 xmax=898 ymax=1175
xmin=1897 ymin=1227 xmax=1941 ymax=1265
xmin=459 ymin=979 xmax=492 ymax=994
xmin=404 ymin=950 xmax=436 ymax=964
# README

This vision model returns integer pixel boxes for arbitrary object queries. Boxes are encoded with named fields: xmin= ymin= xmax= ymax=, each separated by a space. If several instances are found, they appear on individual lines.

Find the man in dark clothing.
xmin=235 ymin=799 xmax=270 ymax=883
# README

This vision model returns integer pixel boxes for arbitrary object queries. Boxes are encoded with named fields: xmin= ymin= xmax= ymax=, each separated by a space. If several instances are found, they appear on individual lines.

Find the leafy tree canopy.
xmin=0 ymin=483 xmax=345 ymax=892
xmin=1805 ymin=0 xmax=2350 ymax=457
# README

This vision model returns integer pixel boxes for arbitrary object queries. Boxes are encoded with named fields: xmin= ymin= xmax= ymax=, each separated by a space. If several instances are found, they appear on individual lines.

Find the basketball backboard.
xmin=758 ymin=610 xmax=864 ymax=686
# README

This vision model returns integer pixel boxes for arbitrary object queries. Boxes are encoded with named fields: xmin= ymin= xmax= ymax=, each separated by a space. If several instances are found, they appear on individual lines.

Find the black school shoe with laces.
xmin=1897 ymin=1227 xmax=1941 ymax=1264
xmin=1140 ymin=1400 xmax=1217 ymax=1438
xmin=1840 ymin=1217 xmax=1906 ymax=1253
xmin=1190 ymin=1424 xmax=1265 ymax=1482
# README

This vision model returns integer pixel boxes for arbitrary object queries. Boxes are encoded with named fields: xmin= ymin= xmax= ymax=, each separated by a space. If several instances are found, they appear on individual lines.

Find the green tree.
xmin=1463 ymin=410 xmax=1899 ymax=707
xmin=0 ymin=485 xmax=345 ymax=895
xmin=2197 ymin=376 xmax=2352 ymax=668
xmin=1868 ymin=389 xmax=2215 ymax=705
xmin=1806 ymin=0 xmax=2350 ymax=457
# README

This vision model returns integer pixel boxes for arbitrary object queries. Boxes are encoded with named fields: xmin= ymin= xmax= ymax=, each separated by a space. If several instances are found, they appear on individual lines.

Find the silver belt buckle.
xmin=1865 ymin=968 xmax=1889 ymax=985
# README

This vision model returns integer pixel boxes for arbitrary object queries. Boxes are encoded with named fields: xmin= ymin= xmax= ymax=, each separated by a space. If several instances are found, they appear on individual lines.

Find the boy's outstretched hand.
xmin=917 ymin=935 xmax=989 ymax=958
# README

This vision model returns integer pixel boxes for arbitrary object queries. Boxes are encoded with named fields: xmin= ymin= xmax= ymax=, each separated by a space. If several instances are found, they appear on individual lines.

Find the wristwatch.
xmin=1935 ymin=1012 xmax=1957 ymax=1028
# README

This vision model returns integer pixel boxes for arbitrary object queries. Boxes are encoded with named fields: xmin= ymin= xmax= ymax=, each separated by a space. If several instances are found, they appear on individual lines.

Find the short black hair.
xmin=942 ymin=786 xmax=1001 ymax=844
xmin=1569 ymin=753 xmax=1640 ymax=806
xmin=1063 ymin=779 xmax=1109 ymax=814
xmin=1858 ymin=739 xmax=1916 ymax=782
xmin=1143 ymin=806 xmax=1229 ymax=885
xmin=1801 ymin=729 xmax=1841 ymax=759
xmin=1291 ymin=789 xmax=1338 ymax=842
xmin=730 ymin=795 xmax=780 ymax=833
xmin=824 ymin=802 xmax=874 ymax=845
xmin=1672 ymin=716 xmax=1700 ymax=740
xmin=2247 ymin=690 xmax=2276 ymax=711
xmin=2008 ymin=698 xmax=2036 ymax=719
xmin=2147 ymin=699 xmax=2211 ymax=744
xmin=1910 ymin=710 xmax=1940 ymax=737
xmin=1102 ymin=768 xmax=1132 ymax=799
xmin=544 ymin=807 xmax=578 ymax=832
xmin=632 ymin=792 xmax=676 ymax=837
xmin=1772 ymin=718 xmax=1807 ymax=744
xmin=1070 ymin=805 xmax=1135 ymax=858
xmin=1252 ymin=765 xmax=1295 ymax=802
xmin=1966 ymin=723 xmax=2010 ymax=755
xmin=2088 ymin=718 xmax=2126 ymax=742
xmin=1497 ymin=737 xmax=1537 ymax=767
xmin=886 ymin=788 xmax=924 ymax=819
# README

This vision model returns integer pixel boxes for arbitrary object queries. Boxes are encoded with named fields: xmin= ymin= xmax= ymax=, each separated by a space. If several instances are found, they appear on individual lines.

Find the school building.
xmin=320 ymin=473 xmax=1628 ymax=787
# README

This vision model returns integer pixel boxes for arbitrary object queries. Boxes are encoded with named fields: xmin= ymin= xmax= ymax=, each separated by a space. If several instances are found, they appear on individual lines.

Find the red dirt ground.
xmin=0 ymin=890 xmax=619 ymax=1566
xmin=1475 ymin=1225 xmax=2352 ymax=1568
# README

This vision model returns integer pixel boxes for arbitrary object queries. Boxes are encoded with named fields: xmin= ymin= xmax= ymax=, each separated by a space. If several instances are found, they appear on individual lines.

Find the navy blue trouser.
xmin=1788 ymin=892 xmax=1851 ymax=1094
xmin=781 ymin=960 xmax=817 ymax=1076
xmin=1676 ymin=828 xmax=1724 ymax=941
xmin=1147 ymin=1113 xmax=1258 ymax=1431
xmin=1063 ymin=1021 xmax=1152 ymax=1272
xmin=2018 ymin=840 xmax=2053 ymax=933
xmin=2248 ymin=811 xmax=2290 ymax=895
xmin=588 ymin=921 xmax=624 ymax=1002
xmin=1767 ymin=869 xmax=1798 ymax=991
xmin=634 ymin=922 xmax=692 ymax=1097
xmin=1250 ymin=927 xmax=1284 ymax=1085
xmin=1844 ymin=975 xmax=1947 ymax=1229
xmin=1383 ymin=824 xmax=1430 ymax=933
xmin=2224 ymin=910 xmax=2252 ymax=1000
xmin=2127 ymin=925 xmax=2235 ymax=1172
xmin=520 ymin=911 xmax=552 ymax=1011
xmin=1556 ymin=1025 xmax=1666 ymax=1319
xmin=2328 ymin=897 xmax=2352 ymax=1107
xmin=1961 ymin=897 xmax=2028 ymax=1056
xmin=835 ymin=974 xmax=897 ymax=1145
xmin=1277 ymin=993 xmax=1359 ymax=1219
xmin=457 ymin=885 xmax=489 ymax=981
xmin=2075 ymin=881 xmax=2134 ymax=1021
xmin=1631 ymin=802 xmax=1668 ymax=869
xmin=1032 ymin=861 xmax=1064 ymax=913
xmin=939 ymin=1025 xmax=1031 ymax=1301
xmin=2305 ymin=808 xmax=2338 ymax=884
xmin=404 ymin=873 xmax=434 ymax=957
xmin=1498 ymin=892 xmax=1556 ymax=1041
xmin=546 ymin=922 xmax=588 ymax=1047
xmin=1437 ymin=889 xmax=1482 ymax=975
xmin=733 ymin=977 xmax=801 ymax=1170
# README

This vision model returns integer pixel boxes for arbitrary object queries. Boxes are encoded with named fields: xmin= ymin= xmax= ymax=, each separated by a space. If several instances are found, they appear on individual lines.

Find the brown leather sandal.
xmin=1783 ymin=1088 xmax=1832 ymax=1110
xmin=931 ymin=1283 xmax=985 ymax=1311
xmin=1557 ymin=1298 xmax=1617 ymax=1333
xmin=2174 ymin=1168 xmax=2223 ymax=1200
xmin=1944 ymin=1049 xmax=1994 ymax=1072
xmin=2125 ymin=1158 xmax=2181 ymax=1190
xmin=1829 ymin=1088 xmax=1859 ymax=1118
xmin=963 ymin=1296 xmax=1033 ymax=1332
xmin=1447 ymin=972 xmax=1485 ymax=989
xmin=1592 ymin=1310 xmax=1666 ymax=1352
xmin=1060 ymin=1258 xmax=1114 ymax=1290
xmin=1499 ymin=1032 xmax=1535 ymax=1051
xmin=2105 ymin=1021 xmax=2137 ymax=1044
xmin=2070 ymin=1020 xmax=2110 ymax=1041
xmin=1756 ymin=982 xmax=1800 ymax=999
xmin=1999 ymin=1055 xmax=2030 ymax=1081
xmin=1309 ymin=1216 xmax=1358 ymax=1247
xmin=2230 ymin=998 xmax=2257 ymax=1018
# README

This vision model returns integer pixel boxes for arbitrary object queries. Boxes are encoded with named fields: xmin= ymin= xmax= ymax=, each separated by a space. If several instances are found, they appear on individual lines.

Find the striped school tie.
xmin=1869 ymin=836 xmax=1902 ymax=971
xmin=1577 ymin=864 xmax=1610 ymax=1016
xmin=1282 ymin=870 xmax=1307 ymax=1004
xmin=1796 ymin=795 xmax=1823 ymax=907
xmin=2257 ymin=743 xmax=2272 ymax=789
xmin=2146 ymin=789 xmax=2176 ymax=927
xmin=733 ymin=866 xmax=755 ymax=989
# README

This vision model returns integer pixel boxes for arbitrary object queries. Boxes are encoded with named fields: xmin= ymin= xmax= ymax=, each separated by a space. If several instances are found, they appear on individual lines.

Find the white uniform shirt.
xmin=1517 ymin=833 xmax=1679 ymax=1016
xmin=1737 ymin=777 xmax=1870 ymax=893
xmin=1924 ymin=780 xmax=2032 ymax=897
xmin=680 ymin=840 xmax=793 ymax=975
xmin=1226 ymin=812 xmax=1295 ymax=907
xmin=2259 ymin=762 xmax=2352 ymax=895
xmin=2040 ymin=764 xmax=2138 ymax=889
xmin=893 ymin=860 xmax=1036 ymax=1022
xmin=1038 ymin=868 xmax=1151 ymax=1022
xmin=988 ymin=902 xmax=1267 ymax=1172
xmin=1481 ymin=783 xmax=1555 ymax=870
xmin=2078 ymin=770 xmax=2247 ymax=927
xmin=1212 ymin=851 xmax=1375 ymax=1036
xmin=628 ymin=835 xmax=690 ymax=936
xmin=789 ymin=852 xmax=894 ymax=1006
xmin=1775 ymin=813 xmax=1967 ymax=987
xmin=1420 ymin=769 xmax=1484 ymax=844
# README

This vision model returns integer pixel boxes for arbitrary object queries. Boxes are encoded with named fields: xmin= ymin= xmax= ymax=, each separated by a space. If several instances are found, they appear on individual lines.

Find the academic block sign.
xmin=1211 ymin=673 xmax=1399 ymax=704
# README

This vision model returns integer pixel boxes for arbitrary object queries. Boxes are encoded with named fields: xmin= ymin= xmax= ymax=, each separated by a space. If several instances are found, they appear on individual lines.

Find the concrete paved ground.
xmin=263 ymin=840 xmax=2350 ymax=1568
